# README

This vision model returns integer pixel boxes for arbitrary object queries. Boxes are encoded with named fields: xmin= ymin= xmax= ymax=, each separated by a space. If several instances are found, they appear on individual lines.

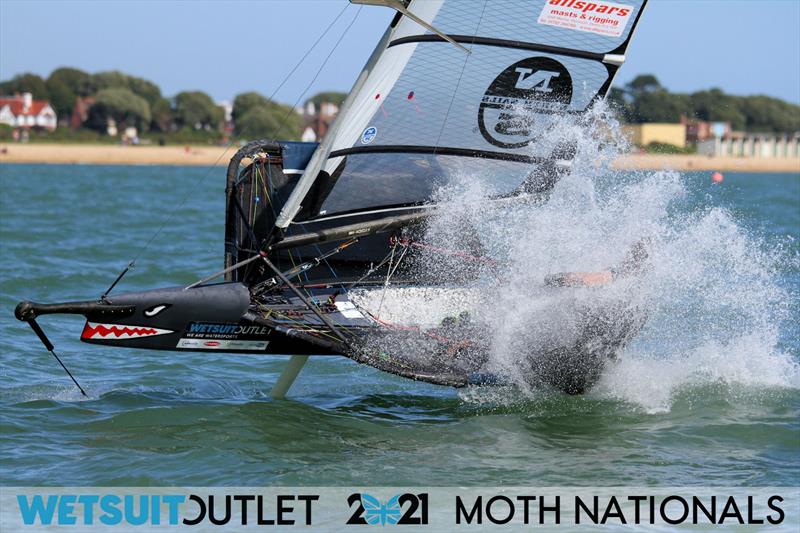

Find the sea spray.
xmin=413 ymin=100 xmax=798 ymax=409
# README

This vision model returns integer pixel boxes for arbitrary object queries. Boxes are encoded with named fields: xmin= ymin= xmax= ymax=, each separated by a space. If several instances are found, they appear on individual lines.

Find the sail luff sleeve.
xmin=273 ymin=20 xmax=397 ymax=230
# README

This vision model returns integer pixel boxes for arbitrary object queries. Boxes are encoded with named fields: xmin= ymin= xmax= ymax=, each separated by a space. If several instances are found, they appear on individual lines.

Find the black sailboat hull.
xmin=16 ymin=283 xmax=328 ymax=355
xmin=17 ymin=281 xmax=644 ymax=395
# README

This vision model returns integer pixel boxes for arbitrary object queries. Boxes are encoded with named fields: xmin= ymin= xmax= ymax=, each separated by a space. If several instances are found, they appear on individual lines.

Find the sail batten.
xmin=329 ymin=145 xmax=549 ymax=164
xmin=387 ymin=35 xmax=611 ymax=62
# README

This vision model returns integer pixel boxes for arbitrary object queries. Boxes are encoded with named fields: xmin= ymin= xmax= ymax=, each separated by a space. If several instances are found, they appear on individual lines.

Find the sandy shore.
xmin=611 ymin=153 xmax=799 ymax=173
xmin=0 ymin=143 xmax=236 ymax=167
xmin=1 ymin=143 xmax=798 ymax=172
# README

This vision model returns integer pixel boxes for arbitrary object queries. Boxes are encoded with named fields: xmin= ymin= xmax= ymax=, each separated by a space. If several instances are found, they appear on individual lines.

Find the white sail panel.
xmin=331 ymin=45 xmax=610 ymax=156
xmin=419 ymin=0 xmax=641 ymax=53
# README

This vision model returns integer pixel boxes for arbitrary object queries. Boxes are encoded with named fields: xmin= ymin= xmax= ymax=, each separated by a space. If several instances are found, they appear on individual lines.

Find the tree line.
xmin=610 ymin=75 xmax=800 ymax=133
xmin=3 ymin=69 xmax=797 ymax=141
xmin=0 ymin=67 xmax=311 ymax=141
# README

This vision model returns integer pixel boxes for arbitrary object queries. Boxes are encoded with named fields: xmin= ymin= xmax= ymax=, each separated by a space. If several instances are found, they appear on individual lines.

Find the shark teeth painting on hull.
xmin=80 ymin=322 xmax=174 ymax=340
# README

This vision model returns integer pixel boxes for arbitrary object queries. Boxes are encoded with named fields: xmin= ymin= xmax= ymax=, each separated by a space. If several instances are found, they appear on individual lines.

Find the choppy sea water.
xmin=0 ymin=163 xmax=797 ymax=488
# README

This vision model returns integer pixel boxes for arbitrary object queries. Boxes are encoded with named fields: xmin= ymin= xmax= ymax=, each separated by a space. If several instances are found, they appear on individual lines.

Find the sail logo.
xmin=478 ymin=57 xmax=572 ymax=149
xmin=361 ymin=126 xmax=377 ymax=144
xmin=538 ymin=0 xmax=634 ymax=38
xmin=513 ymin=68 xmax=560 ymax=92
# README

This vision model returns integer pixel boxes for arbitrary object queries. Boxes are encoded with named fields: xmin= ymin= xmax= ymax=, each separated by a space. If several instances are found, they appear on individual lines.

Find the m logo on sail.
xmin=478 ymin=57 xmax=573 ymax=149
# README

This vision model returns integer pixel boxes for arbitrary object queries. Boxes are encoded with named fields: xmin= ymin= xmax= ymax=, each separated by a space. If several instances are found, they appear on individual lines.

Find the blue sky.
xmin=1 ymin=0 xmax=798 ymax=104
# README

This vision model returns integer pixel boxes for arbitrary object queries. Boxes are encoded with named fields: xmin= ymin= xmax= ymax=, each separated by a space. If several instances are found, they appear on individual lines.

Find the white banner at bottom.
xmin=1 ymin=487 xmax=798 ymax=532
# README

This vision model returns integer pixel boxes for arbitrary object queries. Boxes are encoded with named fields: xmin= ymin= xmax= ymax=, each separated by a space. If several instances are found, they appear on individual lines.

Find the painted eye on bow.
xmin=144 ymin=304 xmax=169 ymax=317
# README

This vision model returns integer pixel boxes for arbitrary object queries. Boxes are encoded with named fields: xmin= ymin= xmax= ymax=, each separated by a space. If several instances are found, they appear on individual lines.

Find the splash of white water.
xmin=416 ymin=101 xmax=798 ymax=410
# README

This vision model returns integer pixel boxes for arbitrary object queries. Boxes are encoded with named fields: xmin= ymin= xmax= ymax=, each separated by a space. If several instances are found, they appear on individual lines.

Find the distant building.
xmin=105 ymin=118 xmax=118 ymax=137
xmin=301 ymin=126 xmax=317 ymax=142
xmin=624 ymin=123 xmax=686 ymax=148
xmin=217 ymin=100 xmax=233 ymax=139
xmin=698 ymin=133 xmax=800 ymax=158
xmin=0 ymin=92 xmax=57 ymax=131
xmin=70 ymin=96 xmax=95 ymax=129
xmin=682 ymin=117 xmax=731 ymax=144
xmin=300 ymin=99 xmax=340 ymax=142
xmin=217 ymin=100 xmax=233 ymax=124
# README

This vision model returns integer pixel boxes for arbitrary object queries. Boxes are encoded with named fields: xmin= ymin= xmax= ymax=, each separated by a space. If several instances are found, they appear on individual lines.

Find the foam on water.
xmin=413 ymin=101 xmax=798 ymax=410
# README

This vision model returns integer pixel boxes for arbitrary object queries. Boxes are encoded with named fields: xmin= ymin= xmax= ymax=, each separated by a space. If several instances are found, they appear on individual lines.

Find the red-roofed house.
xmin=0 ymin=93 xmax=57 ymax=131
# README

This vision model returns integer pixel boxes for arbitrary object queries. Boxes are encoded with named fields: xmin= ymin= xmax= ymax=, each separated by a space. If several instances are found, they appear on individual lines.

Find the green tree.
xmin=150 ymin=97 xmax=174 ymax=132
xmin=44 ymin=78 xmax=75 ymax=120
xmin=232 ymin=91 xmax=304 ymax=140
xmin=236 ymin=107 xmax=281 ymax=139
xmin=689 ymin=89 xmax=746 ymax=130
xmin=48 ymin=67 xmax=92 ymax=96
xmin=738 ymin=95 xmax=800 ymax=133
xmin=306 ymin=91 xmax=347 ymax=108
xmin=0 ymin=73 xmax=49 ymax=99
xmin=126 ymin=76 xmax=162 ymax=107
xmin=174 ymin=91 xmax=222 ymax=129
xmin=631 ymin=90 xmax=691 ymax=123
xmin=91 ymin=71 xmax=161 ymax=107
xmin=235 ymin=105 xmax=303 ymax=140
xmin=232 ymin=91 xmax=270 ymax=124
xmin=87 ymin=88 xmax=151 ymax=132
xmin=626 ymin=74 xmax=662 ymax=95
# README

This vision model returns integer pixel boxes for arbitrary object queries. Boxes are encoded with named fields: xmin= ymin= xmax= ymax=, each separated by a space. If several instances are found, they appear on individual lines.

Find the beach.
xmin=1 ymin=142 xmax=798 ymax=172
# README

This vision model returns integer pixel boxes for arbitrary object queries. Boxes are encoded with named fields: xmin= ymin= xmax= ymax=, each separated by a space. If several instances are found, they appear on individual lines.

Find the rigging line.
xmin=185 ymin=252 xmax=261 ymax=290
xmin=264 ymin=310 xmax=342 ymax=342
xmin=387 ymin=240 xmax=409 ymax=279
xmin=103 ymin=5 xmax=353 ymax=294
xmin=342 ymin=247 xmax=398 ymax=291
xmin=264 ymin=2 xmax=351 ymax=104
xmin=312 ymin=243 xmax=350 ymax=293
xmin=376 ymin=240 xmax=409 ymax=318
xmin=432 ymin=0 xmax=488 ymax=153
xmin=243 ymin=163 xmax=266 ymax=281
xmin=260 ymin=255 xmax=350 ymax=343
xmin=251 ymin=239 xmax=358 ymax=294
xmin=376 ymin=241 xmax=398 ymax=318
xmin=272 ymin=5 xmax=364 ymax=141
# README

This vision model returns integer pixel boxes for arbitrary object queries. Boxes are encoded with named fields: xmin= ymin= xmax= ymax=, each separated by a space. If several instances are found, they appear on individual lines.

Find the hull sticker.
xmin=176 ymin=338 xmax=269 ymax=351
xmin=538 ymin=0 xmax=633 ymax=38
xmin=335 ymin=300 xmax=364 ymax=319
xmin=180 ymin=322 xmax=271 ymax=351
xmin=81 ymin=322 xmax=173 ymax=340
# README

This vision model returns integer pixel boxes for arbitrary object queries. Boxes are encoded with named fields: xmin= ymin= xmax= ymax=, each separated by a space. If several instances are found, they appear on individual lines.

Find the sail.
xmin=277 ymin=0 xmax=648 ymax=226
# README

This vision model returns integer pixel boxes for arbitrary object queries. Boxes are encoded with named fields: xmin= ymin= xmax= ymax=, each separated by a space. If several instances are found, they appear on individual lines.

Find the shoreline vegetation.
xmin=0 ymin=143 xmax=797 ymax=172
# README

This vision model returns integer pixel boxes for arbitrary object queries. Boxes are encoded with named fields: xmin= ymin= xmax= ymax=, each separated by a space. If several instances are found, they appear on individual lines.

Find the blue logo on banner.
xmin=361 ymin=126 xmax=377 ymax=145
xmin=361 ymin=493 xmax=401 ymax=525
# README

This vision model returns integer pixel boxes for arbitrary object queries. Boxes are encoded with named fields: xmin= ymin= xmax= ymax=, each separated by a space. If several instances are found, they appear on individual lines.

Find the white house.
xmin=0 ymin=92 xmax=57 ymax=131
xmin=698 ymin=133 xmax=800 ymax=159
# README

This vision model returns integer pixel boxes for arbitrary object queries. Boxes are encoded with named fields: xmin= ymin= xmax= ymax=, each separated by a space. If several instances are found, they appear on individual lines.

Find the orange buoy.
xmin=712 ymin=171 xmax=724 ymax=183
